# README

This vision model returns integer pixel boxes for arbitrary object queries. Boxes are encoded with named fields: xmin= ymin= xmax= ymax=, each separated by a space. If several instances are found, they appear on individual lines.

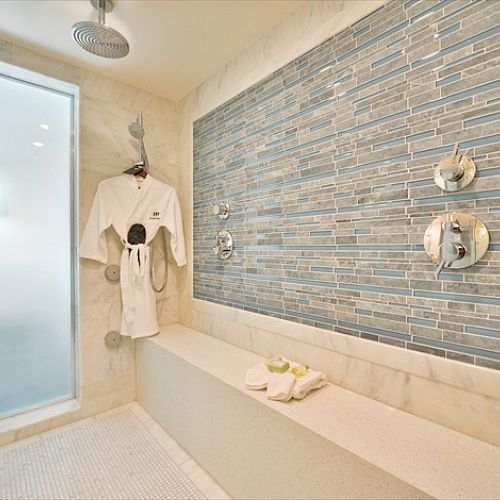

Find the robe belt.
xmin=120 ymin=241 xmax=149 ymax=331
xmin=123 ymin=241 xmax=147 ymax=278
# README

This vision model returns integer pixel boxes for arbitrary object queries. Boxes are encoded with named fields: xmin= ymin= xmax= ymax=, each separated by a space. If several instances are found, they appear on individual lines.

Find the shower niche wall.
xmin=0 ymin=62 xmax=78 ymax=418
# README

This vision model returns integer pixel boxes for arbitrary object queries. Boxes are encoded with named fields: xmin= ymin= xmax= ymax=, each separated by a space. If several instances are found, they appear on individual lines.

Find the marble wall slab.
xmin=0 ymin=38 xmax=178 ymax=444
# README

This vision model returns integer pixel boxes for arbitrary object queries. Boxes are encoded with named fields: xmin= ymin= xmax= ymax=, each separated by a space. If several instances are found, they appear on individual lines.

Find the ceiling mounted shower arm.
xmin=91 ymin=0 xmax=114 ymax=16
xmin=97 ymin=0 xmax=105 ymax=25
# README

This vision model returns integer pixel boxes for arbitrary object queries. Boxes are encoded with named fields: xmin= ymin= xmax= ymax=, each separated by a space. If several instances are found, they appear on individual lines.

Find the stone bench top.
xmin=147 ymin=324 xmax=500 ymax=499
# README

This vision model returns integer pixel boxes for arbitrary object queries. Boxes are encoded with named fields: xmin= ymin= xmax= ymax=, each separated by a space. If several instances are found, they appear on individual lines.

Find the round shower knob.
xmin=439 ymin=161 xmax=464 ymax=182
xmin=434 ymin=145 xmax=476 ymax=192
xmin=212 ymin=202 xmax=230 ymax=220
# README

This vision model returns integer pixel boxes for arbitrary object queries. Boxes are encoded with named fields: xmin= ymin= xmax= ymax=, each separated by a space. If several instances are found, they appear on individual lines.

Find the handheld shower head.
xmin=72 ymin=0 xmax=129 ymax=59
xmin=128 ymin=114 xmax=149 ymax=169
xmin=128 ymin=121 xmax=144 ymax=140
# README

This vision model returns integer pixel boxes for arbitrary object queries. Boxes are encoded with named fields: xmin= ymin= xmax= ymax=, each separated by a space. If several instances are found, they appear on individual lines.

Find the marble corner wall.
xmin=0 ymin=38 xmax=178 ymax=444
xmin=177 ymin=0 xmax=500 ymax=446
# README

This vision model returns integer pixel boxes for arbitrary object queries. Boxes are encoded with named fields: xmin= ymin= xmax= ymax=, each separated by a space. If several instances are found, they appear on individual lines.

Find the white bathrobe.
xmin=80 ymin=174 xmax=186 ymax=338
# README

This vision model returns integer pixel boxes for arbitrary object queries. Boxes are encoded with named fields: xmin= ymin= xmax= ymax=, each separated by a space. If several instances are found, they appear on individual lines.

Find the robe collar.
xmin=124 ymin=172 xmax=153 ymax=195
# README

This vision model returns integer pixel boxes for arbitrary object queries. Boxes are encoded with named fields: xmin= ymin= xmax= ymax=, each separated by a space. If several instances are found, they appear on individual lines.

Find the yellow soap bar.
xmin=291 ymin=365 xmax=308 ymax=377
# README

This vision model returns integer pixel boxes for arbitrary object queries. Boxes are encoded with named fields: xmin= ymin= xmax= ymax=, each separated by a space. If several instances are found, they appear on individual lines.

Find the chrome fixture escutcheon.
xmin=212 ymin=230 xmax=234 ymax=260
xmin=424 ymin=213 xmax=489 ymax=278
xmin=212 ymin=202 xmax=230 ymax=220
xmin=434 ymin=143 xmax=476 ymax=192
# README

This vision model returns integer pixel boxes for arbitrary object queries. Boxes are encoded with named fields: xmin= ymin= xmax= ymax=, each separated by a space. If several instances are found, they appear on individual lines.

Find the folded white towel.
xmin=245 ymin=362 xmax=269 ymax=390
xmin=292 ymin=369 xmax=327 ymax=400
xmin=266 ymin=371 xmax=296 ymax=401
xmin=245 ymin=359 xmax=328 ymax=401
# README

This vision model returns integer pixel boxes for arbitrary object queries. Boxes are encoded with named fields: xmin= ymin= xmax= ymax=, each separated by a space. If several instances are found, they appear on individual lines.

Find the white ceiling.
xmin=0 ymin=0 xmax=305 ymax=101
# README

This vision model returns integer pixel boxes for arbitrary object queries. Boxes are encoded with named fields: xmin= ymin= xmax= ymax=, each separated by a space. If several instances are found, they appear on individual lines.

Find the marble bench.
xmin=136 ymin=323 xmax=500 ymax=500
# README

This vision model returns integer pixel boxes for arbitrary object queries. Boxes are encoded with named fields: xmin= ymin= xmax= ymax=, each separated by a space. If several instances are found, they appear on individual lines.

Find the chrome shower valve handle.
xmin=424 ymin=212 xmax=489 ymax=279
xmin=434 ymin=143 xmax=476 ymax=192
xmin=212 ymin=202 xmax=230 ymax=220
xmin=439 ymin=144 xmax=464 ymax=182
xmin=435 ymin=241 xmax=466 ymax=278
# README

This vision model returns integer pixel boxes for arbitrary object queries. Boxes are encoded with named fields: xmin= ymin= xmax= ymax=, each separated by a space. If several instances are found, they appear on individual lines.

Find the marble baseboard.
xmin=180 ymin=299 xmax=500 ymax=447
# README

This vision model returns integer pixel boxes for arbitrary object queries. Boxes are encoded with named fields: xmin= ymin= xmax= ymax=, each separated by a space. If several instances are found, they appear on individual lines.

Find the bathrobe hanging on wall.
xmin=80 ymin=174 xmax=186 ymax=338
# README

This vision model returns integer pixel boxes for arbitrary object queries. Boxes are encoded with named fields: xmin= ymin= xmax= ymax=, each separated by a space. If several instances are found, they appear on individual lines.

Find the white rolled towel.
xmin=245 ymin=362 xmax=269 ymax=390
xmin=266 ymin=371 xmax=296 ymax=401
xmin=292 ymin=370 xmax=327 ymax=400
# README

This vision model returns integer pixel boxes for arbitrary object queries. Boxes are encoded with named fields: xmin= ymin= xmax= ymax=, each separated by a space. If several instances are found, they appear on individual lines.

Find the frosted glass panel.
xmin=0 ymin=72 xmax=75 ymax=418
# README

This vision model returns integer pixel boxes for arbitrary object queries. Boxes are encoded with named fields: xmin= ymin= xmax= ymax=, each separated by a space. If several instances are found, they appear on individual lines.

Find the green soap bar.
xmin=266 ymin=358 xmax=290 ymax=373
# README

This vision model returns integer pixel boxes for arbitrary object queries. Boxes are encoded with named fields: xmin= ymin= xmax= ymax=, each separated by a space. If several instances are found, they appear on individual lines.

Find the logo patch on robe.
xmin=150 ymin=210 xmax=160 ymax=220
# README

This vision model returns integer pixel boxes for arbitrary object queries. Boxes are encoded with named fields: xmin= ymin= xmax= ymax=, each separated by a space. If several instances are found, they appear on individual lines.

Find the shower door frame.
xmin=0 ymin=61 xmax=80 ymax=418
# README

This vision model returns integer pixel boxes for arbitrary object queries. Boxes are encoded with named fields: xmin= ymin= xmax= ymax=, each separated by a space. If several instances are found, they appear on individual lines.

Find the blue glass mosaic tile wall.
xmin=193 ymin=0 xmax=500 ymax=370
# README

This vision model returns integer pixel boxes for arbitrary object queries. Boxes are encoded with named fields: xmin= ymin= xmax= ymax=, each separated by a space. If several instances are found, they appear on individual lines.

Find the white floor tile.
xmin=0 ymin=405 xmax=208 ymax=500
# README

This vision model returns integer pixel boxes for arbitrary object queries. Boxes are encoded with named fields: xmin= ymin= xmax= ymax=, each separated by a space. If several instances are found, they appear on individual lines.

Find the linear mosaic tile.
xmin=193 ymin=0 xmax=500 ymax=370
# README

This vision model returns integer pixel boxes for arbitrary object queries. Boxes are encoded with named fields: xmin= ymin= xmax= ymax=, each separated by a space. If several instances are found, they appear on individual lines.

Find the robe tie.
xmin=124 ymin=241 xmax=147 ymax=278
xmin=120 ymin=240 xmax=149 ymax=332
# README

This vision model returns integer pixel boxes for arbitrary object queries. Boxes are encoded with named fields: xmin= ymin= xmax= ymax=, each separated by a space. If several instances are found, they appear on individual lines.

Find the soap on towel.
xmin=292 ymin=370 xmax=327 ymax=400
xmin=266 ymin=357 xmax=290 ymax=373
xmin=245 ymin=362 xmax=269 ymax=390
xmin=266 ymin=371 xmax=295 ymax=402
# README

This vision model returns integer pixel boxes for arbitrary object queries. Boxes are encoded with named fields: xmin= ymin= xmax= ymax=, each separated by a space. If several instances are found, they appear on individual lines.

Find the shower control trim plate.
xmin=424 ymin=212 xmax=489 ymax=278
xmin=213 ymin=230 xmax=234 ymax=260
xmin=434 ymin=144 xmax=476 ymax=192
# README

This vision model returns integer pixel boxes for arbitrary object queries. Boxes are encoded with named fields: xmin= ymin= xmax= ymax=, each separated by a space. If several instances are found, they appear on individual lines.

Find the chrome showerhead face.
xmin=72 ymin=21 xmax=129 ymax=59
xmin=128 ymin=121 xmax=144 ymax=139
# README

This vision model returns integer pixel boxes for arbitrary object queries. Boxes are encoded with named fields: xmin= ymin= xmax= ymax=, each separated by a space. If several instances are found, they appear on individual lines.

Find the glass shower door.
xmin=0 ymin=63 xmax=78 ymax=418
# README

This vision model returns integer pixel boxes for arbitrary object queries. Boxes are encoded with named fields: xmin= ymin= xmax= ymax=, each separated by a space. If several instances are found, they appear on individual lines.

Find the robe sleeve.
xmin=163 ymin=190 xmax=187 ymax=267
xmin=79 ymin=183 xmax=111 ymax=264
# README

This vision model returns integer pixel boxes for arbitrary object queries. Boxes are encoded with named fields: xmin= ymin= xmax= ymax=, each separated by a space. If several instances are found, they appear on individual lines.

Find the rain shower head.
xmin=72 ymin=0 xmax=129 ymax=59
